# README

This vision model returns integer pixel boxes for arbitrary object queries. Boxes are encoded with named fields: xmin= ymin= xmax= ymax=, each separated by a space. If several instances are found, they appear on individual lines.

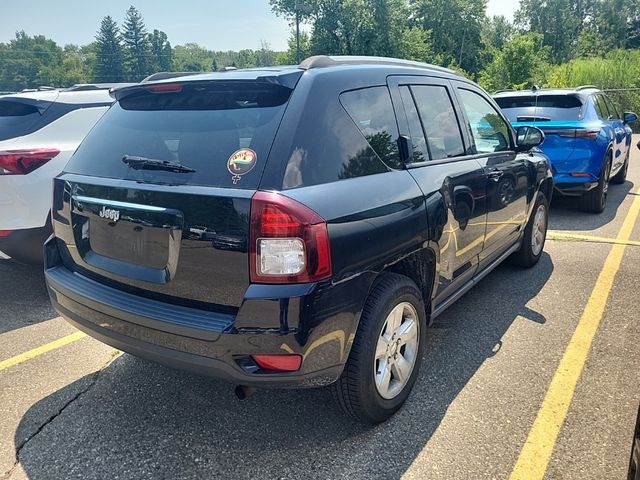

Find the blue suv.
xmin=494 ymin=87 xmax=637 ymax=213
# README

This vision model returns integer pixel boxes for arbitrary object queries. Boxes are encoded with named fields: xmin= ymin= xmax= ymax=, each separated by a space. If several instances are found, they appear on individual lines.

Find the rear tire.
xmin=610 ymin=151 xmax=629 ymax=185
xmin=580 ymin=154 xmax=611 ymax=213
xmin=510 ymin=191 xmax=549 ymax=268
xmin=331 ymin=273 xmax=426 ymax=424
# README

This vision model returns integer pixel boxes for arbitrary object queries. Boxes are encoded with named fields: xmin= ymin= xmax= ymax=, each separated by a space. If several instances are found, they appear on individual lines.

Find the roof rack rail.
xmin=494 ymin=89 xmax=516 ymax=94
xmin=20 ymin=86 xmax=58 ymax=93
xmin=299 ymin=55 xmax=462 ymax=76
xmin=576 ymin=85 xmax=599 ymax=91
xmin=65 ymin=83 xmax=135 ymax=92
xmin=141 ymin=72 xmax=203 ymax=82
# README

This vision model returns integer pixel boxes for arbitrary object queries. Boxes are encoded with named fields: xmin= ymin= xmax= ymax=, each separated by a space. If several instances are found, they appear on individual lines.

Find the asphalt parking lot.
xmin=1 ymin=142 xmax=640 ymax=480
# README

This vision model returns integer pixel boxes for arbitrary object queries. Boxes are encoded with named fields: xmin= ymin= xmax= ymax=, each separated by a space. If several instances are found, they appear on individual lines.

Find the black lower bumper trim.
xmin=554 ymin=182 xmax=597 ymax=196
xmin=0 ymin=222 xmax=51 ymax=264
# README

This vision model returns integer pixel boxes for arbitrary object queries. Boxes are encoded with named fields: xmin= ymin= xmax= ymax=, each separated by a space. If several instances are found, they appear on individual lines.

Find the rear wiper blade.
xmin=122 ymin=155 xmax=195 ymax=173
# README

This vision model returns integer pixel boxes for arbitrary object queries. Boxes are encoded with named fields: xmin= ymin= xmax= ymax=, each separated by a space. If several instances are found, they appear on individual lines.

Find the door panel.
xmin=453 ymin=84 xmax=529 ymax=263
xmin=388 ymin=76 xmax=488 ymax=302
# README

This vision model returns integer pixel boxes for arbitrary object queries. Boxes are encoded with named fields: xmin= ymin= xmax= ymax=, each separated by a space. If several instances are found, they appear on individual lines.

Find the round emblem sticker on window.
xmin=227 ymin=148 xmax=257 ymax=184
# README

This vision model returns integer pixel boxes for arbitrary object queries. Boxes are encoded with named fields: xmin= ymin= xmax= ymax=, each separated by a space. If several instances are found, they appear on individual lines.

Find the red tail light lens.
xmin=575 ymin=129 xmax=600 ymax=140
xmin=0 ymin=148 xmax=60 ymax=175
xmin=252 ymin=354 xmax=302 ymax=372
xmin=250 ymin=191 xmax=332 ymax=284
xmin=0 ymin=230 xmax=13 ymax=237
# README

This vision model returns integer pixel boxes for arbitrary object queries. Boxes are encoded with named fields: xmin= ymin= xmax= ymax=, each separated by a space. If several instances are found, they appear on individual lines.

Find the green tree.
xmin=0 ymin=31 xmax=64 ymax=90
xmin=122 ymin=6 xmax=151 ymax=80
xmin=479 ymin=33 xmax=550 ymax=92
xmin=482 ymin=15 xmax=514 ymax=54
xmin=270 ymin=0 xmax=436 ymax=63
xmin=411 ymin=0 xmax=487 ymax=73
xmin=255 ymin=41 xmax=276 ymax=66
xmin=148 ymin=29 xmax=172 ymax=72
xmin=94 ymin=16 xmax=125 ymax=82
xmin=515 ymin=0 xmax=595 ymax=63
xmin=172 ymin=43 xmax=212 ymax=71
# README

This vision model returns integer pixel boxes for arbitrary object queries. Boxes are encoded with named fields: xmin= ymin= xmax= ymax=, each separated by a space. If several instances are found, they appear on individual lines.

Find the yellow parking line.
xmin=0 ymin=331 xmax=86 ymax=372
xmin=547 ymin=231 xmax=640 ymax=247
xmin=509 ymin=188 xmax=640 ymax=480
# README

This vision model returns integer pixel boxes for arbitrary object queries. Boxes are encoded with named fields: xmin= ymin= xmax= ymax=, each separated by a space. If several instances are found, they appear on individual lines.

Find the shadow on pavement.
xmin=549 ymin=180 xmax=633 ymax=232
xmin=15 ymin=254 xmax=554 ymax=479
xmin=0 ymin=259 xmax=56 ymax=334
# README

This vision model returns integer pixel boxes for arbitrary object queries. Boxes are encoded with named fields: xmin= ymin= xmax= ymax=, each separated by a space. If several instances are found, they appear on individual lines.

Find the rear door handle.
xmin=487 ymin=170 xmax=504 ymax=181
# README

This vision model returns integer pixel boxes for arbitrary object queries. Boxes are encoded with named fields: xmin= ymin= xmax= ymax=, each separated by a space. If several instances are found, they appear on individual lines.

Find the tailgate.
xmin=53 ymin=177 xmax=252 ymax=309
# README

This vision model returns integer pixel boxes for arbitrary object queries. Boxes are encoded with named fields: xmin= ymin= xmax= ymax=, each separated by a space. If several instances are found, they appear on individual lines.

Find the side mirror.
xmin=624 ymin=111 xmax=638 ymax=124
xmin=515 ymin=126 xmax=545 ymax=152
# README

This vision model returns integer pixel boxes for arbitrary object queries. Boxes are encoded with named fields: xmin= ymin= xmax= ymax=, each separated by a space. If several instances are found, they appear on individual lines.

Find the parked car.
xmin=0 ymin=84 xmax=133 ymax=263
xmin=493 ymin=86 xmax=637 ymax=213
xmin=44 ymin=56 xmax=552 ymax=423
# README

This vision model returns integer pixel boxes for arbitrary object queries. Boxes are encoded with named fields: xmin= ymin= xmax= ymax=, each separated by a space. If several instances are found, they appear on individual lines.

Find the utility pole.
xmin=295 ymin=3 xmax=311 ymax=64
xmin=296 ymin=7 xmax=301 ymax=64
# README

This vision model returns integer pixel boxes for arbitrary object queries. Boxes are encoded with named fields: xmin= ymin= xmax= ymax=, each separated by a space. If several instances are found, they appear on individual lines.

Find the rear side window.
xmin=495 ymin=94 xmax=584 ymax=122
xmin=340 ymin=87 xmax=402 ymax=169
xmin=280 ymin=86 xmax=394 ymax=189
xmin=595 ymin=94 xmax=610 ymax=120
xmin=602 ymin=95 xmax=620 ymax=119
xmin=411 ymin=85 xmax=465 ymax=160
xmin=0 ymin=100 xmax=42 ymax=141
xmin=65 ymin=82 xmax=292 ymax=189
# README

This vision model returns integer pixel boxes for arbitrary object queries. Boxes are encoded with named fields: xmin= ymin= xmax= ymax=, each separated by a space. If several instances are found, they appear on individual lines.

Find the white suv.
xmin=0 ymin=84 xmax=130 ymax=262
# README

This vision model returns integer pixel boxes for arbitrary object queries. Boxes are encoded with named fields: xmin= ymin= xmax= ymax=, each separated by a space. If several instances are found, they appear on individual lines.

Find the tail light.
xmin=575 ymin=128 xmax=600 ymax=140
xmin=250 ymin=191 xmax=332 ymax=284
xmin=0 ymin=148 xmax=60 ymax=175
xmin=0 ymin=230 xmax=12 ymax=237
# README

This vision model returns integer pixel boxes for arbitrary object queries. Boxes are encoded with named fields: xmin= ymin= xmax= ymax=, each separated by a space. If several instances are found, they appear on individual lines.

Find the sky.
xmin=0 ymin=0 xmax=519 ymax=52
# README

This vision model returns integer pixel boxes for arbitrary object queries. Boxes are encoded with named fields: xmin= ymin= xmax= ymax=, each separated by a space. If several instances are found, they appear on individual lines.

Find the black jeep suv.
xmin=45 ymin=56 xmax=552 ymax=424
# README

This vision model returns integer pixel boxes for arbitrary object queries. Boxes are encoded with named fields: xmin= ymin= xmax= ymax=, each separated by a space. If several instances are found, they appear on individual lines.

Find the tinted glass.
xmin=281 ymin=87 xmax=390 ymax=189
xmin=495 ymin=94 xmax=584 ymax=122
xmin=0 ymin=100 xmax=41 ymax=141
xmin=399 ymin=86 xmax=429 ymax=162
xmin=65 ymin=82 xmax=291 ymax=189
xmin=602 ymin=94 xmax=620 ymax=119
xmin=340 ymin=86 xmax=402 ymax=169
xmin=411 ymin=85 xmax=465 ymax=160
xmin=458 ymin=89 xmax=511 ymax=154
xmin=595 ymin=94 xmax=610 ymax=119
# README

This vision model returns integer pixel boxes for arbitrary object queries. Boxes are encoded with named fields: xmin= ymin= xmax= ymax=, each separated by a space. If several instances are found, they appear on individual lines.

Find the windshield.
xmin=495 ymin=94 xmax=584 ymax=122
xmin=64 ymin=82 xmax=292 ymax=189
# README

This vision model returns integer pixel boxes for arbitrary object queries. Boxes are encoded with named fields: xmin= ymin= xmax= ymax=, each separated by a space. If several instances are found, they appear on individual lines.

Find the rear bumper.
xmin=43 ymin=238 xmax=363 ymax=388
xmin=0 ymin=222 xmax=51 ymax=263
xmin=553 ymin=173 xmax=598 ymax=196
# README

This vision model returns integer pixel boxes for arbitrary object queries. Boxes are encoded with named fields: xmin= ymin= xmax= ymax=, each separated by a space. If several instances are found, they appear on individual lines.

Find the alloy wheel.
xmin=374 ymin=302 xmax=420 ymax=400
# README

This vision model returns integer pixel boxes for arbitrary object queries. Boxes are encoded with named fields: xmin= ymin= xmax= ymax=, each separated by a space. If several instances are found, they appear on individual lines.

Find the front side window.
xmin=411 ymin=85 xmax=465 ymax=160
xmin=458 ymin=89 xmax=511 ymax=154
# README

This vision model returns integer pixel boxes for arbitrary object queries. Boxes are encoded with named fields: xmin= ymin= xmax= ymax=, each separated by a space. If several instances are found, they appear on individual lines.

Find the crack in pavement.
xmin=0 ymin=354 xmax=118 ymax=479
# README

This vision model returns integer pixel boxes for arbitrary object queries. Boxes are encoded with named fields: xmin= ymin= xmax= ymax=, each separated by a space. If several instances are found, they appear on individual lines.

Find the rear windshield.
xmin=64 ymin=82 xmax=292 ymax=189
xmin=495 ymin=95 xmax=584 ymax=122
xmin=0 ymin=100 xmax=42 ymax=141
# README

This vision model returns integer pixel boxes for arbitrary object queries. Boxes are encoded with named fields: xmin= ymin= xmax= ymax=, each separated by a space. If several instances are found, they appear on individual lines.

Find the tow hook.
xmin=235 ymin=385 xmax=257 ymax=400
